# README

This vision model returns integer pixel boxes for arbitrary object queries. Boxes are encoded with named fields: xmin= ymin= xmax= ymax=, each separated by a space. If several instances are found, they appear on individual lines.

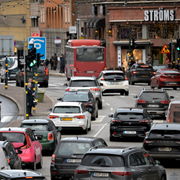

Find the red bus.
xmin=65 ymin=39 xmax=106 ymax=80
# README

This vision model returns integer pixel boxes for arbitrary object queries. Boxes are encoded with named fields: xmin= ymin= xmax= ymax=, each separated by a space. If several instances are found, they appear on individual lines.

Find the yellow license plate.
xmin=142 ymin=75 xmax=148 ymax=77
xmin=61 ymin=118 xmax=72 ymax=121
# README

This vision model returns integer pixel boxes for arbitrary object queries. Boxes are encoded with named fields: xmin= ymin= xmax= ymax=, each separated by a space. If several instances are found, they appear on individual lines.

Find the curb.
xmin=49 ymin=73 xmax=65 ymax=77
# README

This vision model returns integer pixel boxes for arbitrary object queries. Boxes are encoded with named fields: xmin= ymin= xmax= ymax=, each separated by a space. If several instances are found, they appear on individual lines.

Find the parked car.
xmin=150 ymin=69 xmax=180 ymax=90
xmin=50 ymin=137 xmax=107 ymax=180
xmin=97 ymin=70 xmax=129 ymax=96
xmin=0 ymin=143 xmax=11 ymax=170
xmin=134 ymin=89 xmax=174 ymax=118
xmin=49 ymin=102 xmax=91 ymax=134
xmin=64 ymin=76 xmax=103 ymax=109
xmin=0 ymin=141 xmax=22 ymax=169
xmin=0 ymin=170 xmax=47 ymax=180
xmin=127 ymin=63 xmax=156 ymax=85
xmin=74 ymin=146 xmax=166 ymax=180
xmin=20 ymin=119 xmax=61 ymax=152
xmin=108 ymin=107 xmax=152 ymax=141
xmin=143 ymin=123 xmax=180 ymax=160
xmin=0 ymin=127 xmax=43 ymax=170
xmin=16 ymin=65 xmax=49 ymax=87
xmin=58 ymin=91 xmax=98 ymax=120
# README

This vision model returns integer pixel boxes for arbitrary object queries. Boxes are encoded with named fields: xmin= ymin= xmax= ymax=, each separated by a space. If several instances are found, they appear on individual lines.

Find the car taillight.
xmin=112 ymin=172 xmax=131 ymax=176
xmin=51 ymin=154 xmax=55 ymax=163
xmin=74 ymin=115 xmax=85 ymax=119
xmin=25 ymin=177 xmax=33 ymax=179
xmin=133 ymin=71 xmax=137 ymax=74
xmin=91 ymin=88 xmax=100 ymax=91
xmin=101 ymin=77 xmax=105 ymax=80
xmin=104 ymin=67 xmax=107 ymax=70
xmin=167 ymin=118 xmax=170 ymax=122
xmin=66 ymin=88 xmax=70 ymax=91
xmin=144 ymin=140 xmax=154 ymax=144
xmin=75 ymin=170 xmax=89 ymax=174
xmin=139 ymin=120 xmax=148 ymax=123
xmin=137 ymin=100 xmax=146 ymax=103
xmin=48 ymin=133 xmax=53 ymax=140
xmin=44 ymin=66 xmax=49 ymax=75
xmin=125 ymin=76 xmax=128 ymax=80
xmin=7 ymin=158 xmax=10 ymax=164
xmin=112 ymin=120 xmax=121 ymax=122
xmin=49 ymin=115 xmax=59 ymax=119
xmin=153 ymin=71 xmax=156 ymax=75
xmin=161 ymin=100 xmax=169 ymax=104
xmin=74 ymin=68 xmax=77 ymax=72
xmin=21 ymin=72 xmax=24 ymax=76
xmin=84 ymin=102 xmax=93 ymax=106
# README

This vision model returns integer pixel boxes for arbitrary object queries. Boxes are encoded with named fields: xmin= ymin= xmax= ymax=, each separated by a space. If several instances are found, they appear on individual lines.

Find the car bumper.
xmin=147 ymin=110 xmax=165 ymax=115
xmin=132 ymin=76 xmax=151 ymax=82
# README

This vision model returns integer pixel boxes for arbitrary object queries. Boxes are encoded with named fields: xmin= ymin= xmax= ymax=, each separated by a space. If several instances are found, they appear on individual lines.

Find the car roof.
xmin=60 ymin=137 xmax=100 ymax=142
xmin=115 ymin=107 xmax=144 ymax=113
xmin=64 ymin=91 xmax=89 ymax=95
xmin=0 ymin=170 xmax=43 ymax=178
xmin=0 ymin=127 xmax=27 ymax=132
xmin=152 ymin=123 xmax=180 ymax=130
xmin=70 ymin=76 xmax=96 ymax=80
xmin=101 ymin=70 xmax=124 ymax=73
xmin=21 ymin=119 xmax=50 ymax=124
xmin=55 ymin=101 xmax=82 ymax=106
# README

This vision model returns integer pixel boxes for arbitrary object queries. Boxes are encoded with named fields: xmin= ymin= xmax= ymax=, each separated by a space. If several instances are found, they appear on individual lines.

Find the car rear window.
xmin=53 ymin=106 xmax=80 ymax=113
xmin=153 ymin=65 xmax=166 ymax=70
xmin=81 ymin=154 xmax=124 ymax=167
xmin=115 ymin=112 xmax=144 ymax=119
xmin=63 ymin=94 xmax=89 ymax=102
xmin=173 ymin=112 xmax=180 ymax=123
xmin=21 ymin=124 xmax=48 ymax=131
xmin=104 ymin=73 xmax=125 ymax=80
xmin=57 ymin=142 xmax=91 ymax=155
xmin=149 ymin=130 xmax=180 ymax=139
xmin=70 ymin=80 xmax=97 ymax=87
xmin=136 ymin=65 xmax=153 ymax=71
xmin=162 ymin=70 xmax=179 ymax=74
xmin=140 ymin=92 xmax=166 ymax=101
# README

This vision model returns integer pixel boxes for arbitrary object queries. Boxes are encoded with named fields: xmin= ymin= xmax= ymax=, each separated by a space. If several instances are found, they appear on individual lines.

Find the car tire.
xmin=37 ymin=155 xmax=43 ymax=169
xmin=51 ymin=176 xmax=57 ymax=180
xmin=161 ymin=175 xmax=166 ymax=180
xmin=84 ymin=123 xmax=88 ymax=134
xmin=148 ymin=82 xmax=150 ymax=86
xmin=44 ymin=81 xmax=48 ymax=88
xmin=88 ymin=122 xmax=91 ymax=131
xmin=130 ymin=78 xmax=134 ymax=85
xmin=32 ymin=157 xmax=36 ymax=171
xmin=91 ymin=113 xmax=96 ymax=121
xmin=96 ymin=110 xmax=98 ymax=118
xmin=16 ymin=80 xmax=19 ymax=86
xmin=157 ymin=81 xmax=161 ymax=89
xmin=1 ymin=78 xmax=4 ymax=83
xmin=125 ymin=91 xmax=129 ymax=96
xmin=20 ymin=81 xmax=24 ymax=87
xmin=98 ymin=101 xmax=103 ymax=109
xmin=173 ymin=87 xmax=177 ymax=90
xmin=110 ymin=136 xmax=116 ymax=141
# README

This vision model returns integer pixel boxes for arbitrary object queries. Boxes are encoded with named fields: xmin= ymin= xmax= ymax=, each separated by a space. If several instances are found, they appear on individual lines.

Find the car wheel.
xmin=44 ymin=81 xmax=48 ymax=87
xmin=91 ymin=113 xmax=96 ymax=120
xmin=125 ymin=91 xmax=129 ymax=96
xmin=32 ymin=157 xmax=36 ymax=171
xmin=84 ymin=123 xmax=88 ymax=134
xmin=161 ymin=175 xmax=166 ymax=180
xmin=20 ymin=81 xmax=24 ymax=87
xmin=110 ymin=136 xmax=116 ymax=141
xmin=1 ymin=78 xmax=4 ymax=83
xmin=130 ymin=78 xmax=134 ymax=85
xmin=148 ymin=82 xmax=150 ymax=86
xmin=37 ymin=155 xmax=43 ymax=169
xmin=120 ymin=92 xmax=124 ymax=95
xmin=98 ymin=101 xmax=103 ymax=109
xmin=173 ymin=87 xmax=177 ymax=90
xmin=157 ymin=81 xmax=161 ymax=89
xmin=16 ymin=80 xmax=19 ymax=86
xmin=96 ymin=109 xmax=98 ymax=118
xmin=88 ymin=122 xmax=91 ymax=131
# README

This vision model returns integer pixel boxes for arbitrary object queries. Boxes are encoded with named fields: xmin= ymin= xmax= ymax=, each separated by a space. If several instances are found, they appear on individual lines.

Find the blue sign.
xmin=28 ymin=37 xmax=46 ymax=60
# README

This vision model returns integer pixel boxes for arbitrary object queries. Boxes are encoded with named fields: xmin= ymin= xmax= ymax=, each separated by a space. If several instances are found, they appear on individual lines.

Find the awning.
xmin=93 ymin=18 xmax=105 ymax=28
xmin=113 ymin=40 xmax=153 ymax=46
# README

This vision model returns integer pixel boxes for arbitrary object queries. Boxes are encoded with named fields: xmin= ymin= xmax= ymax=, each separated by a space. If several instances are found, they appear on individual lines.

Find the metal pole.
xmin=171 ymin=37 xmax=173 ymax=62
xmin=35 ymin=54 xmax=38 ymax=103
xmin=5 ymin=57 xmax=8 ymax=89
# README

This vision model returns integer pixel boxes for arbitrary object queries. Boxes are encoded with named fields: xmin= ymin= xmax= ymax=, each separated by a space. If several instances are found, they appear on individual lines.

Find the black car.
xmin=109 ymin=108 xmax=152 ymax=141
xmin=0 ymin=170 xmax=47 ymax=180
xmin=0 ymin=141 xmax=22 ymax=169
xmin=50 ymin=137 xmax=107 ymax=180
xmin=58 ymin=91 xmax=98 ymax=120
xmin=74 ymin=146 xmax=166 ymax=180
xmin=143 ymin=123 xmax=180 ymax=160
xmin=127 ymin=63 xmax=156 ymax=85
xmin=134 ymin=89 xmax=174 ymax=118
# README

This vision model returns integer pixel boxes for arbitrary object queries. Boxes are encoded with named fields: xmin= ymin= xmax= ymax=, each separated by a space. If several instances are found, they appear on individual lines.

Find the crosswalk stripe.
xmin=1 ymin=116 xmax=13 ymax=122
xmin=93 ymin=116 xmax=105 ymax=123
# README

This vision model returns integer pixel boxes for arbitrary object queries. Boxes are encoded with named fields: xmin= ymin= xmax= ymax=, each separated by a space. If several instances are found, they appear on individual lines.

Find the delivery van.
xmin=166 ymin=101 xmax=180 ymax=123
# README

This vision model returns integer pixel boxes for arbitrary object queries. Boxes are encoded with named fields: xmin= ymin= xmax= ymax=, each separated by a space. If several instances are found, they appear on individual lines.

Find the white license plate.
xmin=158 ymin=147 xmax=172 ymax=152
xmin=169 ymin=82 xmax=177 ymax=84
xmin=110 ymin=82 xmax=119 ymax=85
xmin=66 ymin=159 xmax=81 ymax=163
xmin=148 ymin=105 xmax=159 ymax=107
xmin=93 ymin=173 xmax=109 ymax=177
xmin=87 ymin=71 xmax=94 ymax=73
xmin=124 ymin=131 xmax=136 ymax=134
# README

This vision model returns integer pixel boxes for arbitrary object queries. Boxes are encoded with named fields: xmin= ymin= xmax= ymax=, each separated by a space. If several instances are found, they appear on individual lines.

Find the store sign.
xmin=144 ymin=10 xmax=175 ymax=21
xmin=69 ymin=26 xmax=76 ymax=34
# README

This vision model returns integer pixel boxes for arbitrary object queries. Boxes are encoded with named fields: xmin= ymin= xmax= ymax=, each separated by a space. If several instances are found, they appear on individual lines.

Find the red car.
xmin=0 ymin=127 xmax=42 ymax=170
xmin=151 ymin=69 xmax=180 ymax=90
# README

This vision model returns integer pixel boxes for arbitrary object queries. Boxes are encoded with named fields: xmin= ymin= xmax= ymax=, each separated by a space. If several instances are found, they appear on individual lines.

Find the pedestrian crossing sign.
xmin=160 ymin=44 xmax=170 ymax=54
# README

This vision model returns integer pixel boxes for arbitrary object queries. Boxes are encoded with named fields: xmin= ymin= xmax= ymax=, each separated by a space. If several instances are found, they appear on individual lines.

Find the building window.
xmin=40 ymin=8 xmax=43 ymax=23
xmin=43 ymin=6 xmax=45 ymax=23
xmin=31 ymin=18 xmax=39 ymax=27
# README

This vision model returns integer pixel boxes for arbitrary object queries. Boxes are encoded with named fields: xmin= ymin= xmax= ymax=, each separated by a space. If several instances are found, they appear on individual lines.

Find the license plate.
xmin=148 ymin=105 xmax=159 ymax=107
xmin=169 ymin=82 xmax=177 ymax=84
xmin=87 ymin=71 xmax=94 ymax=73
xmin=142 ymin=75 xmax=148 ymax=77
xmin=124 ymin=131 xmax=136 ymax=134
xmin=66 ymin=159 xmax=81 ymax=163
xmin=93 ymin=173 xmax=109 ymax=177
xmin=61 ymin=118 xmax=72 ymax=121
xmin=110 ymin=82 xmax=119 ymax=85
xmin=158 ymin=147 xmax=172 ymax=152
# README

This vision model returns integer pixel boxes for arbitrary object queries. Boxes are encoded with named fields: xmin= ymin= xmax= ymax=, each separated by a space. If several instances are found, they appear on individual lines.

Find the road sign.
xmin=14 ymin=41 xmax=16 ymax=46
xmin=160 ymin=44 xmax=170 ymax=54
xmin=69 ymin=26 xmax=76 ymax=34
xmin=32 ymin=33 xmax=39 ymax=37
xmin=0 ymin=35 xmax=14 ymax=56
xmin=28 ymin=37 xmax=46 ymax=60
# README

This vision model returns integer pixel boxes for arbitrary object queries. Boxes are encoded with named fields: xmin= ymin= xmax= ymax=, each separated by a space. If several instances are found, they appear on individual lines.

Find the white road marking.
xmin=93 ymin=116 xmax=105 ymax=123
xmin=106 ymin=103 xmax=110 ymax=106
xmin=102 ymin=99 xmax=104 ymax=102
xmin=94 ymin=123 xmax=107 ymax=137
xmin=1 ymin=116 xmax=13 ymax=122
xmin=153 ymin=120 xmax=166 ymax=124
xmin=111 ymin=108 xmax=113 ymax=111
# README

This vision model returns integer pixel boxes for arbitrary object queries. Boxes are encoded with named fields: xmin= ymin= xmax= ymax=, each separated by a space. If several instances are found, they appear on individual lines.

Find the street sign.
xmin=28 ymin=37 xmax=46 ymax=60
xmin=160 ymin=44 xmax=170 ymax=54
xmin=0 ymin=35 xmax=14 ymax=56
xmin=32 ymin=33 xmax=39 ymax=37
xmin=14 ymin=41 xmax=16 ymax=46
xmin=69 ymin=26 xmax=76 ymax=34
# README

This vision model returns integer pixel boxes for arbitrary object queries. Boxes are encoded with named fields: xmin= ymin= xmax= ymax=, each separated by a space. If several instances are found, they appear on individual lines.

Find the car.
xmin=64 ymin=76 xmax=103 ymax=109
xmin=127 ymin=63 xmax=156 ymax=85
xmin=50 ymin=137 xmax=107 ymax=180
xmin=143 ymin=123 xmax=180 ymax=160
xmin=74 ymin=146 xmax=166 ymax=180
xmin=20 ymin=119 xmax=61 ymax=152
xmin=0 ymin=141 xmax=22 ymax=169
xmin=58 ymin=91 xmax=98 ymax=120
xmin=108 ymin=107 xmax=152 ymax=141
xmin=134 ymin=89 xmax=174 ymax=118
xmin=153 ymin=65 xmax=168 ymax=71
xmin=0 ymin=127 xmax=43 ymax=170
xmin=0 ymin=144 xmax=11 ymax=170
xmin=16 ymin=65 xmax=49 ymax=87
xmin=150 ymin=69 xmax=180 ymax=90
xmin=48 ymin=102 xmax=91 ymax=134
xmin=0 ymin=170 xmax=47 ymax=180
xmin=97 ymin=70 xmax=129 ymax=96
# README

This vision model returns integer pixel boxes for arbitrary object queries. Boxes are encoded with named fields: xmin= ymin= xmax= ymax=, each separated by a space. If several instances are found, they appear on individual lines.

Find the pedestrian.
xmin=45 ymin=58 xmax=49 ymax=67
xmin=175 ymin=60 xmax=180 ymax=70
xmin=28 ymin=78 xmax=35 ymax=95
xmin=146 ymin=54 xmax=152 ymax=65
xmin=50 ymin=56 xmax=53 ymax=70
xmin=53 ymin=53 xmax=58 ymax=71
xmin=60 ymin=54 xmax=65 ymax=73
xmin=27 ymin=82 xmax=34 ymax=116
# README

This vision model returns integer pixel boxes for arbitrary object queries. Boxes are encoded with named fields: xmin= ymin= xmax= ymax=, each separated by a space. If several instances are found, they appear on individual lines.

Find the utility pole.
xmin=5 ymin=57 xmax=8 ymax=89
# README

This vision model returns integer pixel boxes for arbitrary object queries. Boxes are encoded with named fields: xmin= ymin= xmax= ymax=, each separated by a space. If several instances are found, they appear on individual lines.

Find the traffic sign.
xmin=14 ymin=41 xmax=16 ymax=46
xmin=28 ymin=37 xmax=46 ymax=60
xmin=160 ymin=44 xmax=170 ymax=54
xmin=32 ymin=33 xmax=39 ymax=37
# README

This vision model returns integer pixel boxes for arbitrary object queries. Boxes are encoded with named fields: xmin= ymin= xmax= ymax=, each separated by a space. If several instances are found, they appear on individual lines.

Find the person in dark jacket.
xmin=27 ymin=82 xmax=34 ymax=116
xmin=175 ymin=60 xmax=180 ymax=70
xmin=60 ymin=54 xmax=65 ymax=73
xmin=53 ymin=53 xmax=58 ymax=71
xmin=50 ymin=56 xmax=53 ymax=70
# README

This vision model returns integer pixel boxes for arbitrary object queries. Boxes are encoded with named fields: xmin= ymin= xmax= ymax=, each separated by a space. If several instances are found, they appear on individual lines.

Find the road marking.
xmin=93 ymin=116 xmax=105 ymax=123
xmin=153 ymin=120 xmax=166 ymax=124
xmin=106 ymin=103 xmax=110 ymax=106
xmin=111 ymin=108 xmax=113 ymax=111
xmin=102 ymin=99 xmax=104 ymax=102
xmin=1 ymin=116 xmax=13 ymax=122
xmin=94 ymin=123 xmax=107 ymax=137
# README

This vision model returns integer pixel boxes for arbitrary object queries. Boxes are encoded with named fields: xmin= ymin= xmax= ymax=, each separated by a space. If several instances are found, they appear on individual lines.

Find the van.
xmin=0 ymin=144 xmax=11 ymax=170
xmin=166 ymin=101 xmax=180 ymax=123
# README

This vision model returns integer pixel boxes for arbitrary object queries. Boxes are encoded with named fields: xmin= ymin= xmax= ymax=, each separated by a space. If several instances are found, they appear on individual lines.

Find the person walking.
xmin=60 ymin=54 xmax=65 ymax=73
xmin=53 ymin=53 xmax=58 ymax=71
xmin=146 ymin=54 xmax=152 ymax=65
xmin=50 ymin=56 xmax=53 ymax=70
xmin=27 ymin=82 xmax=34 ymax=116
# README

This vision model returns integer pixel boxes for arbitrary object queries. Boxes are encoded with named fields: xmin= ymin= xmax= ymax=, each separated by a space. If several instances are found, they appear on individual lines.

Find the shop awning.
xmin=93 ymin=18 xmax=105 ymax=28
xmin=113 ymin=40 xmax=153 ymax=46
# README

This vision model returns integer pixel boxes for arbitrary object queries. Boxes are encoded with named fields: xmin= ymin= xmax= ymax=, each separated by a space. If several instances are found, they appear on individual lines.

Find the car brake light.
xmin=139 ymin=120 xmax=148 ymax=123
xmin=133 ymin=71 xmax=137 ymax=74
xmin=144 ymin=140 xmax=154 ymax=144
xmin=161 ymin=100 xmax=169 ymax=104
xmin=104 ymin=67 xmax=107 ymax=70
xmin=153 ymin=71 xmax=156 ymax=75
xmin=112 ymin=172 xmax=131 ymax=176
xmin=7 ymin=158 xmax=10 ymax=164
xmin=51 ymin=154 xmax=55 ymax=163
xmin=101 ymin=77 xmax=105 ymax=80
xmin=74 ymin=115 xmax=85 ymax=119
xmin=112 ymin=120 xmax=121 ymax=122
xmin=75 ymin=170 xmax=89 ymax=174
xmin=49 ymin=115 xmax=59 ymax=119
xmin=44 ymin=66 xmax=49 ymax=75
xmin=25 ymin=177 xmax=33 ymax=179
xmin=125 ymin=76 xmax=128 ymax=80
xmin=66 ymin=88 xmax=70 ymax=91
xmin=21 ymin=72 xmax=24 ymax=76
xmin=48 ymin=133 xmax=54 ymax=140
xmin=90 ymin=88 xmax=100 ymax=91
xmin=84 ymin=102 xmax=93 ymax=106
xmin=167 ymin=118 xmax=170 ymax=122
xmin=137 ymin=100 xmax=146 ymax=103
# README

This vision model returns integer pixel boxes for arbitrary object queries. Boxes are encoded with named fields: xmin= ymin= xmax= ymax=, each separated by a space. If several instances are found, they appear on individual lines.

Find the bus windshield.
xmin=76 ymin=48 xmax=104 ymax=61
xmin=2 ymin=57 xmax=17 ymax=69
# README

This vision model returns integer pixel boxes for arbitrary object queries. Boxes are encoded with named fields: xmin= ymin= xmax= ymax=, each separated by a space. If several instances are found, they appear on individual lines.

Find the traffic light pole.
xmin=35 ymin=61 xmax=38 ymax=102
xmin=5 ymin=57 xmax=8 ymax=89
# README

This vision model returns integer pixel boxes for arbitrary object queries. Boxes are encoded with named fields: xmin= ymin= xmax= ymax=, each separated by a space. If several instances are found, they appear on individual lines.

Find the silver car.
xmin=64 ymin=76 xmax=103 ymax=109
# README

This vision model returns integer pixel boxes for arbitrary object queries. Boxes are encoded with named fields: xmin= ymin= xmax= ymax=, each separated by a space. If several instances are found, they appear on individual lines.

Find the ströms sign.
xmin=144 ymin=10 xmax=175 ymax=21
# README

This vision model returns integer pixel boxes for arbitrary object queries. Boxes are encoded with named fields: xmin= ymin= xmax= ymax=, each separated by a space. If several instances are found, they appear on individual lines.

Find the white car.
xmin=48 ymin=102 xmax=91 ymax=134
xmin=97 ymin=70 xmax=129 ymax=96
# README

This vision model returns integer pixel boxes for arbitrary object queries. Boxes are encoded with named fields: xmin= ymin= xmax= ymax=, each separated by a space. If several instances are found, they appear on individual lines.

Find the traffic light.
xmin=17 ymin=49 xmax=23 ymax=69
xmin=177 ymin=39 xmax=180 ymax=51
xmin=132 ymin=38 xmax=137 ymax=50
xmin=27 ymin=48 xmax=36 ymax=67
xmin=66 ymin=32 xmax=71 ymax=45
xmin=37 ymin=53 xmax=43 ymax=67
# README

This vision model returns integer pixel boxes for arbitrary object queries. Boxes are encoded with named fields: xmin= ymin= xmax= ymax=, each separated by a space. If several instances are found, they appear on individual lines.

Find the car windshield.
xmin=116 ymin=112 xmax=144 ymax=119
xmin=149 ymin=130 xmax=180 ymax=139
xmin=81 ymin=154 xmax=124 ymax=167
xmin=63 ymin=94 xmax=89 ymax=102
xmin=2 ymin=57 xmax=17 ymax=69
xmin=58 ymin=142 xmax=91 ymax=155
xmin=53 ymin=106 xmax=80 ymax=113
xmin=70 ymin=80 xmax=97 ymax=87
xmin=161 ymin=70 xmax=180 ymax=76
xmin=104 ymin=73 xmax=125 ymax=80
xmin=21 ymin=124 xmax=48 ymax=131
xmin=140 ymin=92 xmax=166 ymax=101
xmin=0 ymin=132 xmax=26 ymax=143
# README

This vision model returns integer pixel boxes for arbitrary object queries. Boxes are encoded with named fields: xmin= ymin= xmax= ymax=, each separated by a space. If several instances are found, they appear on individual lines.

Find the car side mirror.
xmin=170 ymin=96 xmax=174 ymax=99
xmin=57 ymin=98 xmax=62 ymax=101
xmin=57 ymin=127 xmax=62 ymax=131
xmin=48 ymin=108 xmax=52 ymax=111
xmin=133 ymin=95 xmax=138 ymax=98
xmin=108 ymin=114 xmax=113 ymax=118
xmin=63 ymin=83 xmax=68 ymax=87
xmin=100 ymin=83 xmax=103 ymax=86
xmin=155 ymin=160 xmax=160 ymax=165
